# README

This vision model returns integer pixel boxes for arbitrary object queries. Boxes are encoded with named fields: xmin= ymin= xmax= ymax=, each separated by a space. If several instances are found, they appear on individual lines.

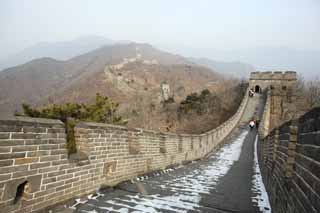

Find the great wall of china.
xmin=0 ymin=71 xmax=319 ymax=213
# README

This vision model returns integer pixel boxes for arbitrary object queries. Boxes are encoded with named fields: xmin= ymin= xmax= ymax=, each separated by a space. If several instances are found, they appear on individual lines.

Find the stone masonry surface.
xmin=258 ymin=107 xmax=320 ymax=213
xmin=0 ymin=92 xmax=249 ymax=212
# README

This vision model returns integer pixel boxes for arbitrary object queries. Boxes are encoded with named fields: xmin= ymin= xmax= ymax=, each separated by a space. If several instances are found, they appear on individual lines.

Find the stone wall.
xmin=258 ymin=107 xmax=320 ymax=213
xmin=259 ymin=90 xmax=271 ymax=138
xmin=253 ymin=71 xmax=297 ymax=133
xmin=0 ymin=92 xmax=248 ymax=212
xmin=249 ymin=71 xmax=297 ymax=92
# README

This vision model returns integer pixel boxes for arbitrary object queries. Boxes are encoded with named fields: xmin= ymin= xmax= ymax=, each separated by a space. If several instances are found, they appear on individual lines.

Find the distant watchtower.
xmin=249 ymin=71 xmax=297 ymax=93
xmin=160 ymin=81 xmax=171 ymax=101
xmin=250 ymin=71 xmax=297 ymax=131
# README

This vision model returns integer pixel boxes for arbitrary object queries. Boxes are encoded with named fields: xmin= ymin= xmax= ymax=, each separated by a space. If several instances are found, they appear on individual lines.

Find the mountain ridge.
xmin=0 ymin=35 xmax=115 ymax=70
xmin=0 ymin=43 xmax=221 ymax=118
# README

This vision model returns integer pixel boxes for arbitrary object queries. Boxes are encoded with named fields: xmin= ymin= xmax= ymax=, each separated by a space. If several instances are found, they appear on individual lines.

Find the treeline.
xmin=18 ymin=81 xmax=248 ymax=139
xmin=174 ymin=81 xmax=247 ymax=133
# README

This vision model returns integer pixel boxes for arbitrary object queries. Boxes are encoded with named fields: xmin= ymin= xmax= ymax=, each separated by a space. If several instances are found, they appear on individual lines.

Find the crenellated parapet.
xmin=250 ymin=71 xmax=297 ymax=81
xmin=249 ymin=71 xmax=297 ymax=93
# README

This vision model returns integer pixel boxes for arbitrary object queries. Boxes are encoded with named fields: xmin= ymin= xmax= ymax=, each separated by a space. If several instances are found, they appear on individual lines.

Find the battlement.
xmin=250 ymin=71 xmax=297 ymax=80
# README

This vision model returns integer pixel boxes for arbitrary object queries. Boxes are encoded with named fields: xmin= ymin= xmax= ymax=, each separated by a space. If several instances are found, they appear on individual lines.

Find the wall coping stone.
xmin=76 ymin=88 xmax=249 ymax=138
xmin=0 ymin=116 xmax=64 ymax=126
xmin=77 ymin=121 xmax=200 ymax=137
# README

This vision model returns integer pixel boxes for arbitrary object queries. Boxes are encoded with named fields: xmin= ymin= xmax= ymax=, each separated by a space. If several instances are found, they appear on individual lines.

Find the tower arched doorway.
xmin=255 ymin=85 xmax=261 ymax=93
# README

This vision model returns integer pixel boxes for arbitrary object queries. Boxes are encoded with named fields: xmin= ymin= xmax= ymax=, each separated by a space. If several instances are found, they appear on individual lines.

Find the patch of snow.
xmin=252 ymin=135 xmax=272 ymax=212
xmin=70 ymin=198 xmax=88 ymax=209
xmin=86 ymin=130 xmax=249 ymax=212
xmin=81 ymin=210 xmax=98 ymax=213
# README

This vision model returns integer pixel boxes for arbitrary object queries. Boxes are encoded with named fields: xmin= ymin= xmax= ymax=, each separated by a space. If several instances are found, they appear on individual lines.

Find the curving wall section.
xmin=0 ymin=91 xmax=249 ymax=212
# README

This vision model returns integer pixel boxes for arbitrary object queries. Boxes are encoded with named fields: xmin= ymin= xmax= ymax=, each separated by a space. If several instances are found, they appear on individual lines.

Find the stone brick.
xmin=0 ymin=125 xmax=21 ymax=132
xmin=11 ymin=133 xmax=38 ymax=139
xmin=56 ymin=183 xmax=72 ymax=191
xmin=0 ymin=152 xmax=25 ymax=160
xmin=0 ymin=140 xmax=25 ymax=146
xmin=24 ymin=139 xmax=46 ymax=145
xmin=298 ymin=133 xmax=320 ymax=146
xmin=39 ymin=133 xmax=59 ymax=139
xmin=30 ymin=162 xmax=50 ymax=170
xmin=65 ymin=177 xmax=80 ymax=185
xmin=58 ymin=133 xmax=67 ymax=138
xmin=0 ymin=174 xmax=11 ymax=182
xmin=22 ymin=126 xmax=46 ymax=133
xmin=0 ymin=159 xmax=14 ymax=167
xmin=12 ymin=169 xmax=37 ymax=178
xmin=39 ymin=166 xmax=58 ymax=174
xmin=287 ymin=149 xmax=296 ymax=156
xmin=73 ymin=170 xmax=88 ymax=177
xmin=42 ymin=177 xmax=57 ymax=184
xmin=0 ymin=133 xmax=10 ymax=139
xmin=15 ymin=157 xmax=39 ymax=165
xmin=48 ymin=139 xmax=65 ymax=144
xmin=45 ymin=180 xmax=64 ymax=189
xmin=298 ymin=145 xmax=320 ymax=162
xmin=12 ymin=146 xmax=37 ymax=152
xmin=0 ymin=165 xmax=28 ymax=174
xmin=289 ymin=135 xmax=297 ymax=142
xmin=0 ymin=147 xmax=11 ymax=153
xmin=39 ymin=144 xmax=59 ymax=150
xmin=26 ymin=150 xmax=50 ymax=157
xmin=47 ymin=170 xmax=65 ymax=178
xmin=40 ymin=155 xmax=60 ymax=162
xmin=52 ymin=159 xmax=69 ymax=166
xmin=47 ymin=128 xmax=65 ymax=133
xmin=57 ymin=174 xmax=74 ymax=181
xmin=59 ymin=164 xmax=73 ymax=170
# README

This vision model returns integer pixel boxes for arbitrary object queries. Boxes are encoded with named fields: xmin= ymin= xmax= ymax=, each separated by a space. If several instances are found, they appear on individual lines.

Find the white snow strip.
xmin=252 ymin=135 xmax=272 ymax=213
xmin=81 ymin=210 xmax=98 ymax=213
xmin=70 ymin=198 xmax=88 ymax=209
xmin=92 ymin=130 xmax=250 ymax=212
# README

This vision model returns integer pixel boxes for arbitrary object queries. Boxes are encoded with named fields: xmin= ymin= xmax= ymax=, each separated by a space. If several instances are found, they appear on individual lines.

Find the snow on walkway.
xmin=252 ymin=135 xmax=271 ymax=213
xmin=79 ymin=130 xmax=249 ymax=213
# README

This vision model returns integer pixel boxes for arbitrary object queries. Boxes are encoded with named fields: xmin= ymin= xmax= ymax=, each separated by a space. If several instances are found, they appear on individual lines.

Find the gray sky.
xmin=1 ymin=0 xmax=319 ymax=60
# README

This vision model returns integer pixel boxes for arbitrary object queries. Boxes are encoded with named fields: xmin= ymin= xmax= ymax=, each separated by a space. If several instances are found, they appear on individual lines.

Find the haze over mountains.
xmin=188 ymin=57 xmax=255 ymax=79
xmin=0 ymin=35 xmax=318 ymax=117
xmin=0 ymin=42 xmax=223 ymax=117
xmin=204 ymin=47 xmax=320 ymax=79
xmin=161 ymin=44 xmax=320 ymax=79
xmin=2 ymin=35 xmax=319 ymax=79
xmin=0 ymin=36 xmax=256 ymax=78
xmin=0 ymin=36 xmax=115 ymax=70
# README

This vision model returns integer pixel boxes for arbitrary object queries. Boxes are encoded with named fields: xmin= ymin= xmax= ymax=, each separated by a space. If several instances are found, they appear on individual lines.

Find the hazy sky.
xmin=1 ymin=0 xmax=319 ymax=59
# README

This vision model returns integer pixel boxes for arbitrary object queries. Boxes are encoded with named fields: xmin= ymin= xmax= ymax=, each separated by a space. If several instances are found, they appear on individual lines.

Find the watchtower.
xmin=250 ymin=71 xmax=297 ymax=130
xmin=249 ymin=71 xmax=297 ymax=93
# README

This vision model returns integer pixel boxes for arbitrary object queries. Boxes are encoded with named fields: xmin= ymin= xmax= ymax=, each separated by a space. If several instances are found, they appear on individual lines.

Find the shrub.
xmin=19 ymin=93 xmax=126 ymax=154
xmin=178 ymin=89 xmax=213 ymax=116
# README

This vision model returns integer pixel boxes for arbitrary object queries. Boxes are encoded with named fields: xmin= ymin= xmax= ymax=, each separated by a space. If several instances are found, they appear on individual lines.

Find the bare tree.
xmin=306 ymin=78 xmax=320 ymax=108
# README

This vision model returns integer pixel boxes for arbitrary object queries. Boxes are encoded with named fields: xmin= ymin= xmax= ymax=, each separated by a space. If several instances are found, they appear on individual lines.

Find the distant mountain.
xmin=0 ymin=43 xmax=221 ymax=117
xmin=196 ymin=47 xmax=320 ymax=79
xmin=189 ymin=57 xmax=255 ymax=79
xmin=241 ymin=47 xmax=320 ymax=79
xmin=0 ymin=35 xmax=115 ymax=70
